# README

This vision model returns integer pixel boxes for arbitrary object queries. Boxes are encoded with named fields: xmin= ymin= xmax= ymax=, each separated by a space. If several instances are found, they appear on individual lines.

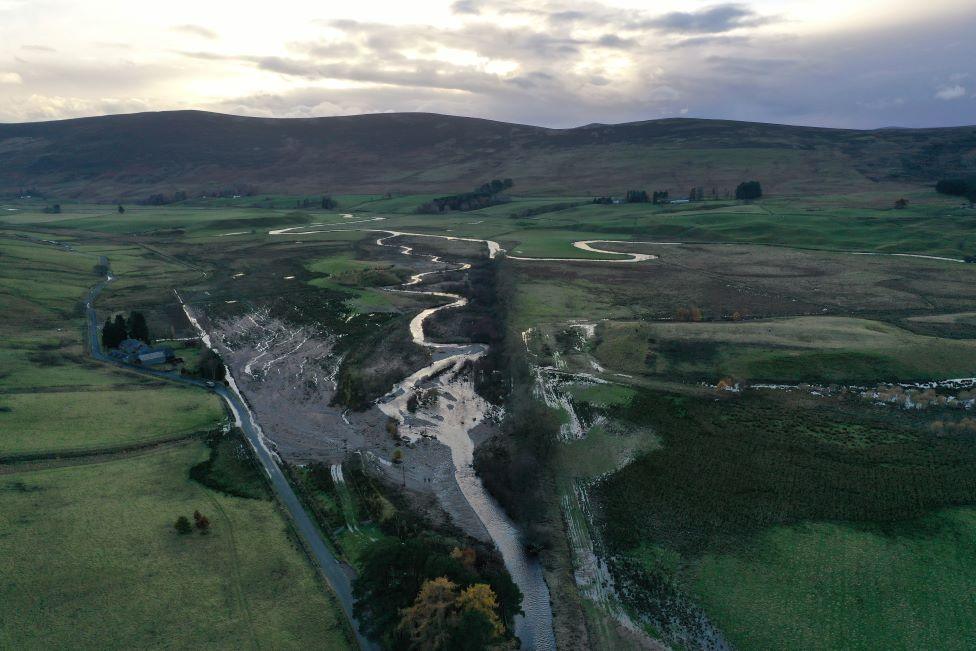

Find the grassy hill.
xmin=1 ymin=111 xmax=974 ymax=200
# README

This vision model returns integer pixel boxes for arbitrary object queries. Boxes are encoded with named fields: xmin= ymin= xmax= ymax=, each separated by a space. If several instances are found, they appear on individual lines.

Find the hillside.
xmin=1 ymin=111 xmax=974 ymax=200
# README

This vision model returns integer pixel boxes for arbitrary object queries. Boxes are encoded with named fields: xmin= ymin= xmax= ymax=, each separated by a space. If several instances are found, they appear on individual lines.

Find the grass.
xmin=0 ymin=441 xmax=351 ymax=649
xmin=594 ymin=317 xmax=976 ymax=384
xmin=556 ymin=423 xmax=659 ymax=479
xmin=0 ymin=386 xmax=225 ymax=457
xmin=693 ymin=509 xmax=976 ymax=650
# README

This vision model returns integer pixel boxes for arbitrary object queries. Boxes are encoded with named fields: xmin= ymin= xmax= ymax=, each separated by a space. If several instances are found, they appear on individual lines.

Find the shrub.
xmin=174 ymin=516 xmax=192 ymax=534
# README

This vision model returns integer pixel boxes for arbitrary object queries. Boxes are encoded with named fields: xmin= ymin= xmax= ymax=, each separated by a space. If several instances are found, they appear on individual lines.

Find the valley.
xmin=4 ymin=179 xmax=976 ymax=649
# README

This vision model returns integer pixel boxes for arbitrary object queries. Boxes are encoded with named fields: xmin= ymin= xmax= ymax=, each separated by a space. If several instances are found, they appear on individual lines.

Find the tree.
xmin=625 ymin=189 xmax=649 ymax=203
xmin=321 ymin=195 xmax=338 ymax=209
xmin=193 ymin=510 xmax=211 ymax=533
xmin=398 ymin=577 xmax=459 ymax=650
xmin=450 ymin=546 xmax=477 ymax=570
xmin=101 ymin=318 xmax=118 ymax=349
xmin=353 ymin=538 xmax=473 ymax=643
xmin=127 ymin=311 xmax=150 ymax=344
xmin=447 ymin=610 xmax=498 ymax=650
xmin=117 ymin=205 xmax=125 ymax=214
xmin=392 ymin=448 xmax=404 ymax=464
xmin=174 ymin=515 xmax=192 ymax=534
xmin=397 ymin=579 xmax=507 ymax=651
xmin=735 ymin=181 xmax=763 ymax=201
xmin=935 ymin=178 xmax=971 ymax=197
xmin=455 ymin=584 xmax=504 ymax=639
xmin=197 ymin=347 xmax=226 ymax=381
xmin=894 ymin=198 xmax=909 ymax=209
xmin=101 ymin=313 xmax=129 ymax=349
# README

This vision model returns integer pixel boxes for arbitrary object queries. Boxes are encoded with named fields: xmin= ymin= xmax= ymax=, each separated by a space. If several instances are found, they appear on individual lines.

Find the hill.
xmin=1 ymin=111 xmax=974 ymax=200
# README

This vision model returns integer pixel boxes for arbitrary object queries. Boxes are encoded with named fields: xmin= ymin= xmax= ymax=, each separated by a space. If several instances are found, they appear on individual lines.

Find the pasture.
xmin=0 ymin=441 xmax=351 ymax=649
xmin=594 ymin=316 xmax=976 ymax=384
xmin=0 ymin=386 xmax=225 ymax=457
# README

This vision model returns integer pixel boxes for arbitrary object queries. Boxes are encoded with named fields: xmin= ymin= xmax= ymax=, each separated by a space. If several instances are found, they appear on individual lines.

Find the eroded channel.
xmin=372 ymin=233 xmax=557 ymax=650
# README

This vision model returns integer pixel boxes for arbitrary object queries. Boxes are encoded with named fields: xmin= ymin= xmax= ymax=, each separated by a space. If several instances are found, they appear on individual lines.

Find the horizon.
xmin=1 ymin=0 xmax=974 ymax=130
xmin=4 ymin=107 xmax=976 ymax=132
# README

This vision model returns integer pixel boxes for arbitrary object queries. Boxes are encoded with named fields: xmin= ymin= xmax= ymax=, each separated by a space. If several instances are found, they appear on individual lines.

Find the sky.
xmin=0 ymin=0 xmax=974 ymax=128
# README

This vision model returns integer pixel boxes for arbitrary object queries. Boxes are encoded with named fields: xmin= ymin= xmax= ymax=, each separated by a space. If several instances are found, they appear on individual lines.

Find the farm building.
xmin=109 ymin=338 xmax=174 ymax=365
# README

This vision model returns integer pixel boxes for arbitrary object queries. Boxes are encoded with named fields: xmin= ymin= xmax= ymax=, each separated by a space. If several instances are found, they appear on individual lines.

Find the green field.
xmin=0 ymin=441 xmax=351 ymax=649
xmin=693 ymin=509 xmax=976 ymax=650
xmin=594 ymin=316 xmax=976 ymax=384
xmin=0 ymin=386 xmax=225 ymax=457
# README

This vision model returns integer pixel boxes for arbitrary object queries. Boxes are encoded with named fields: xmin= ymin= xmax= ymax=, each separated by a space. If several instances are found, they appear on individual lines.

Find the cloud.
xmin=641 ymin=4 xmax=773 ymax=33
xmin=172 ymin=24 xmax=217 ymax=39
xmin=935 ymin=84 xmax=966 ymax=100
xmin=450 ymin=0 xmax=481 ymax=14
xmin=21 ymin=44 xmax=56 ymax=52
xmin=0 ymin=72 xmax=23 ymax=84
xmin=596 ymin=34 xmax=634 ymax=49
xmin=669 ymin=35 xmax=751 ymax=49
xmin=2 ymin=0 xmax=975 ymax=129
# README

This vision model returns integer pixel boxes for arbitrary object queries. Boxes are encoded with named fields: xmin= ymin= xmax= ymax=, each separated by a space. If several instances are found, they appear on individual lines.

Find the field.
xmin=594 ymin=316 xmax=976 ymax=384
xmin=0 ymin=440 xmax=350 ymax=649
xmin=693 ymin=509 xmax=976 ymax=650
xmin=0 ymin=387 xmax=224 ymax=457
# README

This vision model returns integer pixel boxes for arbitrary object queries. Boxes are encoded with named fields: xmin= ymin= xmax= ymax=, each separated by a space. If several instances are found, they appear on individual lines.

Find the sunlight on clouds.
xmin=0 ymin=0 xmax=972 ymax=126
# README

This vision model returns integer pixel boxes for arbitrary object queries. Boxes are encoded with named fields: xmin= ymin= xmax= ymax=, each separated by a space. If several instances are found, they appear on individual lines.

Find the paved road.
xmin=85 ymin=276 xmax=376 ymax=651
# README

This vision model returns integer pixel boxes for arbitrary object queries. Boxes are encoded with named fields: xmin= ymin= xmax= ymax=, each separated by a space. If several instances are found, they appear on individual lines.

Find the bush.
xmin=174 ymin=515 xmax=192 ymax=534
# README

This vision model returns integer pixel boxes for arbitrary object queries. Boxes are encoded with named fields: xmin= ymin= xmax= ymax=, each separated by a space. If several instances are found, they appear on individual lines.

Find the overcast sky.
xmin=1 ymin=0 xmax=974 ymax=128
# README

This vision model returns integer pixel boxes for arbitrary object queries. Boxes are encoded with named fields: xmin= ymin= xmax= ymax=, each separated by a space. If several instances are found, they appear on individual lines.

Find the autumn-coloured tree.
xmin=398 ymin=578 xmax=508 ymax=650
xmin=392 ymin=449 xmax=404 ymax=464
xmin=456 ymin=584 xmax=505 ymax=639
xmin=675 ymin=306 xmax=704 ymax=322
xmin=450 ymin=546 xmax=477 ymax=570
xmin=398 ymin=577 xmax=460 ymax=650
xmin=193 ymin=510 xmax=211 ymax=533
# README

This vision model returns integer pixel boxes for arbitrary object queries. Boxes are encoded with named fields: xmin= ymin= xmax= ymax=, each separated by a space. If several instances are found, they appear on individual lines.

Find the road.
xmin=85 ymin=275 xmax=376 ymax=651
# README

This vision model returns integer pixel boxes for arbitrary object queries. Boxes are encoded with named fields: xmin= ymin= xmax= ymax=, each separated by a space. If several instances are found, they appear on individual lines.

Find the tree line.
xmin=595 ymin=181 xmax=762 ymax=204
xmin=417 ymin=179 xmax=514 ymax=213
xmin=101 ymin=311 xmax=150 ymax=349
xmin=936 ymin=178 xmax=976 ymax=205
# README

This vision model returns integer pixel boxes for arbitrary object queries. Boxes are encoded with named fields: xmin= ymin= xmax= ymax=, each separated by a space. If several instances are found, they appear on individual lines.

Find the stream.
xmin=372 ymin=234 xmax=557 ymax=650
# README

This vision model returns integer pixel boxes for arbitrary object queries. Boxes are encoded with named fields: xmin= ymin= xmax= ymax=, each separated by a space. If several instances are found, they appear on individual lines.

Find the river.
xmin=372 ymin=234 xmax=558 ymax=650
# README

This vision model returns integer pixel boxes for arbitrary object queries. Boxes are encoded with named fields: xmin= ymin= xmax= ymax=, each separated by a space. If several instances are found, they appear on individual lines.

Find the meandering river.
xmin=371 ymin=233 xmax=557 ymax=650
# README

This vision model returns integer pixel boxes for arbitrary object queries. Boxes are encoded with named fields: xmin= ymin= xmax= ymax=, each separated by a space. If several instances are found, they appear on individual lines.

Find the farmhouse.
xmin=109 ymin=338 xmax=174 ymax=365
